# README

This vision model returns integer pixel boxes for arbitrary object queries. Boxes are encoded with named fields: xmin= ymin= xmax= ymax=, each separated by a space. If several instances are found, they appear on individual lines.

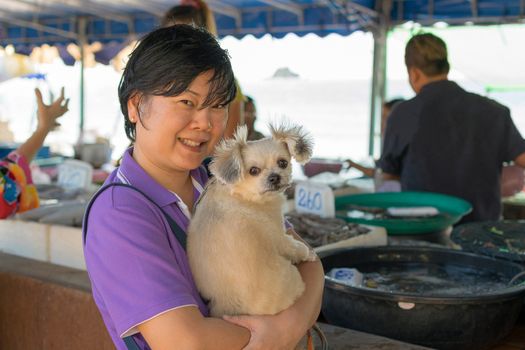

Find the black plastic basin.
xmin=319 ymin=246 xmax=525 ymax=350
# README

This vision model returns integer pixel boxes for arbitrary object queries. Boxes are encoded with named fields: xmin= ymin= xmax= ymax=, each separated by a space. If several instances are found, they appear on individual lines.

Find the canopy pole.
xmin=368 ymin=1 xmax=392 ymax=157
xmin=78 ymin=17 xmax=87 ymax=145
xmin=368 ymin=27 xmax=387 ymax=156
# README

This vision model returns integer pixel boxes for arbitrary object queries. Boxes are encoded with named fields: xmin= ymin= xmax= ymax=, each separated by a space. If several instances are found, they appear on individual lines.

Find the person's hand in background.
xmin=34 ymin=87 xmax=69 ymax=132
xmin=17 ymin=87 xmax=69 ymax=162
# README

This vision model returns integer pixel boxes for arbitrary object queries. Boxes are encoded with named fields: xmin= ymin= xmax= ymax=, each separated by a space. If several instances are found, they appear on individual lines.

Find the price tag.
xmin=57 ymin=159 xmax=93 ymax=190
xmin=294 ymin=181 xmax=335 ymax=218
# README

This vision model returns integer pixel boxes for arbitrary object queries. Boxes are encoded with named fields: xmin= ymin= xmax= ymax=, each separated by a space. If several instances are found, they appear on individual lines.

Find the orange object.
xmin=307 ymin=328 xmax=314 ymax=350
xmin=18 ymin=184 xmax=39 ymax=213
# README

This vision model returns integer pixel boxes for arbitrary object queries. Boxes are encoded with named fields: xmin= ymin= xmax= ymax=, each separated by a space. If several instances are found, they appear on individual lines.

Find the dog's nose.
xmin=268 ymin=173 xmax=281 ymax=185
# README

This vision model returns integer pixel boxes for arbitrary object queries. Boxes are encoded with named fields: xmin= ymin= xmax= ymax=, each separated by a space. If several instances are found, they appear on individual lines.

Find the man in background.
xmin=378 ymin=32 xmax=525 ymax=223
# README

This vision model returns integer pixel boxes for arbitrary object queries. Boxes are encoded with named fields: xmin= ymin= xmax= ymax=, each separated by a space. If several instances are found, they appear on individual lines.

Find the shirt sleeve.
xmin=501 ymin=109 xmax=525 ymax=162
xmin=84 ymin=187 xmax=199 ymax=337
xmin=377 ymin=112 xmax=406 ymax=176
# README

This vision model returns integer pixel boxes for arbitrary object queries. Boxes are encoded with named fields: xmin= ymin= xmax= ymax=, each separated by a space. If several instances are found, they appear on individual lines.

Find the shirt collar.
xmin=117 ymin=148 xmax=205 ymax=208
xmin=420 ymin=79 xmax=459 ymax=94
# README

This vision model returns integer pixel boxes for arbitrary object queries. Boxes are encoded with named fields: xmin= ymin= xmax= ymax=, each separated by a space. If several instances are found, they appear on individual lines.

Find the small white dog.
xmin=188 ymin=123 xmax=316 ymax=317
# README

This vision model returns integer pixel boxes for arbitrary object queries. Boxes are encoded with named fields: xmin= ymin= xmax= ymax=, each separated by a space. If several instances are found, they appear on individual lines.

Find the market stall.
xmin=1 ymin=2 xmax=525 ymax=350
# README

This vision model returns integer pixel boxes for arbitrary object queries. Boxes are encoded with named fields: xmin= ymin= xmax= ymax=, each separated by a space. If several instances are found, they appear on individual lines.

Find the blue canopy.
xmin=1 ymin=1 xmax=523 ymax=49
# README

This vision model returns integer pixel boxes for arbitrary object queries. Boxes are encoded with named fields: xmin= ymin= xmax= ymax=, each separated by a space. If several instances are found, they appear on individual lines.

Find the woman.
xmin=83 ymin=25 xmax=323 ymax=350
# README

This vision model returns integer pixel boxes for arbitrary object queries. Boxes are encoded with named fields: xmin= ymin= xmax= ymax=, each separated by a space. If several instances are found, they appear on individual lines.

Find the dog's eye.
xmin=249 ymin=167 xmax=261 ymax=176
xmin=277 ymin=159 xmax=288 ymax=169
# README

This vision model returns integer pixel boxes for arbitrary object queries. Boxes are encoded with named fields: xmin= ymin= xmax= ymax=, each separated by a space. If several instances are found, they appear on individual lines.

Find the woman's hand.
xmin=223 ymin=312 xmax=305 ymax=350
xmin=34 ymin=87 xmax=69 ymax=132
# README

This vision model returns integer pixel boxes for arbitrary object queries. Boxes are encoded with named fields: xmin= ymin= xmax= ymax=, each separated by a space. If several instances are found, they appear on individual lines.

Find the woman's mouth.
xmin=179 ymin=137 xmax=206 ymax=151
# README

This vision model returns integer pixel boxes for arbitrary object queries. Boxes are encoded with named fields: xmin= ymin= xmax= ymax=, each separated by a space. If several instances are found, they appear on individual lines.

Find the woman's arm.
xmin=138 ymin=306 xmax=250 ymax=350
xmin=286 ymin=229 xmax=325 ymax=329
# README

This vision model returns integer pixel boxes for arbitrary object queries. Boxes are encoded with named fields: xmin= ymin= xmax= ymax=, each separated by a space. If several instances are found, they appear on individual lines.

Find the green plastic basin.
xmin=335 ymin=191 xmax=472 ymax=235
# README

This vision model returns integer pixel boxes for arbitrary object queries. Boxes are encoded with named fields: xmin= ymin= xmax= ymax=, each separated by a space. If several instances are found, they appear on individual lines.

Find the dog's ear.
xmin=270 ymin=123 xmax=313 ymax=164
xmin=209 ymin=126 xmax=248 ymax=184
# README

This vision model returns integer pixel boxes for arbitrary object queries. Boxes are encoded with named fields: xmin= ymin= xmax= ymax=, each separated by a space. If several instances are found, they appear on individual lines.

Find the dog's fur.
xmin=188 ymin=123 xmax=315 ymax=317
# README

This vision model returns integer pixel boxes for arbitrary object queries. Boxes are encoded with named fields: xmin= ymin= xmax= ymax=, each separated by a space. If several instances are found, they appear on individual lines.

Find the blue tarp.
xmin=0 ymin=0 xmax=373 ymax=49
xmin=1 ymin=0 xmax=522 ymax=50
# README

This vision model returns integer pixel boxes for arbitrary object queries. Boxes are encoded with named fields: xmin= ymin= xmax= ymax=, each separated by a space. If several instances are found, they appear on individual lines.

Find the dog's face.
xmin=236 ymin=139 xmax=293 ymax=198
xmin=210 ymin=124 xmax=313 ymax=202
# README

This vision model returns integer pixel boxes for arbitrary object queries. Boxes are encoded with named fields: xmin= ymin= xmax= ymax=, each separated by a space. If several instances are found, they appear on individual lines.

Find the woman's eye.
xmin=249 ymin=167 xmax=261 ymax=176
xmin=181 ymin=100 xmax=194 ymax=107
xmin=277 ymin=159 xmax=288 ymax=169
xmin=212 ymin=103 xmax=226 ymax=110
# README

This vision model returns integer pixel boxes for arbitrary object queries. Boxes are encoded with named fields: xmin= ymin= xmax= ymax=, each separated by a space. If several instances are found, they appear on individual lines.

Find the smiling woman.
xmin=82 ymin=24 xmax=325 ymax=350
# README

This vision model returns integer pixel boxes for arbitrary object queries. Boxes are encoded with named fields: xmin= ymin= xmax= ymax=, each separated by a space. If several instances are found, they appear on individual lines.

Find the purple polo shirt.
xmin=83 ymin=148 xmax=209 ymax=350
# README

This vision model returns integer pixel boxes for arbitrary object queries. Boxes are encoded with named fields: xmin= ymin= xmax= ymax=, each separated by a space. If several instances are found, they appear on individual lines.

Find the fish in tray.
xmin=35 ymin=184 xmax=87 ymax=200
xmin=16 ymin=199 xmax=87 ymax=227
xmin=285 ymin=211 xmax=371 ymax=247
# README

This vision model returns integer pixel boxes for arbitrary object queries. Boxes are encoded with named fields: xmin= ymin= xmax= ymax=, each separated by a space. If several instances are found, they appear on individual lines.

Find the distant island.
xmin=271 ymin=67 xmax=299 ymax=79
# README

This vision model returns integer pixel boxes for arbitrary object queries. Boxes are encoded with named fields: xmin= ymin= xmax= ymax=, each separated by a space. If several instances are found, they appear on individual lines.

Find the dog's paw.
xmin=298 ymin=241 xmax=317 ymax=262
xmin=306 ymin=248 xmax=318 ymax=262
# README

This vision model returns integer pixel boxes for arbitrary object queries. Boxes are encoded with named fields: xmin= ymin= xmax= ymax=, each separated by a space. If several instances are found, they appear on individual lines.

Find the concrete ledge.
xmin=0 ymin=220 xmax=85 ymax=270
xmin=0 ymin=252 xmax=432 ymax=350
xmin=49 ymin=224 xmax=85 ymax=270
xmin=0 ymin=220 xmax=48 ymax=262
xmin=0 ymin=252 xmax=112 ymax=350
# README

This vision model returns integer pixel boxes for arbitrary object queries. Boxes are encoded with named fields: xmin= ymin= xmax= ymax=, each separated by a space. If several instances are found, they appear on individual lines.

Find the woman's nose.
xmin=193 ymin=108 xmax=212 ymax=131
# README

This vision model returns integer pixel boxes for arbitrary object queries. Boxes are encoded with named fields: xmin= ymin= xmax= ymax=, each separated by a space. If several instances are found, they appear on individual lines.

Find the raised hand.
xmin=34 ymin=87 xmax=69 ymax=132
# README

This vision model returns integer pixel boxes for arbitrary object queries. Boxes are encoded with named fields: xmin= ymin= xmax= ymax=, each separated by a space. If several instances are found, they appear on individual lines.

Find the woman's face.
xmin=130 ymin=70 xmax=228 ymax=173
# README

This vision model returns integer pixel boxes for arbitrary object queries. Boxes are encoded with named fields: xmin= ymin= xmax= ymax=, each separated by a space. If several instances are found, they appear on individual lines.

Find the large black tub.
xmin=319 ymin=246 xmax=525 ymax=350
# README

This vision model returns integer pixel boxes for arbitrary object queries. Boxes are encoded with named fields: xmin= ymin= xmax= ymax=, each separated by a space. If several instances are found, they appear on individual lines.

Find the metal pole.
xmin=78 ymin=17 xmax=87 ymax=145
xmin=368 ymin=0 xmax=391 ymax=157
xmin=368 ymin=26 xmax=387 ymax=157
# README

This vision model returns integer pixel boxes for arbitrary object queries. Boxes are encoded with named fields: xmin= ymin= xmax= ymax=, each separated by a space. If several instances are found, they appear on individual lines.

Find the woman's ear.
xmin=127 ymin=94 xmax=141 ymax=124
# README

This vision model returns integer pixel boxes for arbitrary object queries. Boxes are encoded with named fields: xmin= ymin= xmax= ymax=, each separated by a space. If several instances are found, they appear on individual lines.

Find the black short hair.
xmin=405 ymin=32 xmax=450 ymax=76
xmin=118 ymin=24 xmax=237 ymax=142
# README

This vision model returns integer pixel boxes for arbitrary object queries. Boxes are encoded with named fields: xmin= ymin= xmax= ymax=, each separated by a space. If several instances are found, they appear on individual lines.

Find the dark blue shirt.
xmin=378 ymin=80 xmax=525 ymax=222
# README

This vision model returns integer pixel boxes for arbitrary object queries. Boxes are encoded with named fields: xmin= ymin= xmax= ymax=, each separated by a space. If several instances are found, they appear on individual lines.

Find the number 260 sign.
xmin=294 ymin=181 xmax=335 ymax=218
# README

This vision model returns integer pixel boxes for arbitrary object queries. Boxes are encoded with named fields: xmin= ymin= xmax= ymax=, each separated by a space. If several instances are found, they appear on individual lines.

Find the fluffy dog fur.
xmin=188 ymin=123 xmax=316 ymax=317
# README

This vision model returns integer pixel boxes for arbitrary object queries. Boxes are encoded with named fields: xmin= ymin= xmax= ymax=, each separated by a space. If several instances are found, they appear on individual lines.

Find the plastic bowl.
xmin=335 ymin=191 xmax=472 ymax=235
